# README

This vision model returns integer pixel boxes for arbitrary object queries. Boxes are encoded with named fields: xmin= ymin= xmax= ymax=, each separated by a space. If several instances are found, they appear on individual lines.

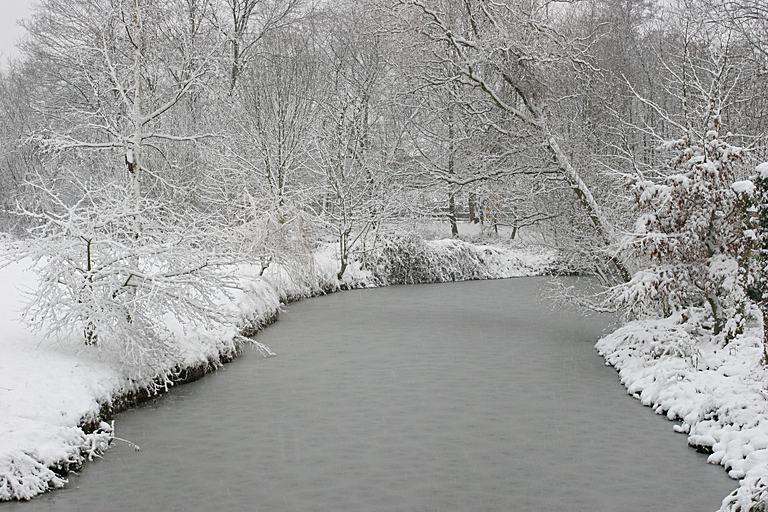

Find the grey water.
xmin=7 ymin=278 xmax=735 ymax=512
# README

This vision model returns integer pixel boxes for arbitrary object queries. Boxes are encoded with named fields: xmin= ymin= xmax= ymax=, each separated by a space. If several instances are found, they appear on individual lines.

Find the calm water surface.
xmin=7 ymin=278 xmax=735 ymax=511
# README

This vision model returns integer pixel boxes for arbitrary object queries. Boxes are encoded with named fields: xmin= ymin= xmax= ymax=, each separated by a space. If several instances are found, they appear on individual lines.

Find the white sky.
xmin=0 ymin=0 xmax=35 ymax=67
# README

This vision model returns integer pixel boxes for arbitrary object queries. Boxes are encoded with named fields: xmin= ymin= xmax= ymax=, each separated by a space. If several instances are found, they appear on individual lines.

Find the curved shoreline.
xmin=596 ymin=318 xmax=768 ymax=512
xmin=1 ymin=239 xmax=554 ymax=501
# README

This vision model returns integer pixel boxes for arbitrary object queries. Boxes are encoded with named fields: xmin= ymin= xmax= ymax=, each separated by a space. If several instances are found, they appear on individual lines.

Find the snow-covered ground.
xmin=597 ymin=314 xmax=768 ymax=511
xmin=0 ymin=237 xmax=553 ymax=501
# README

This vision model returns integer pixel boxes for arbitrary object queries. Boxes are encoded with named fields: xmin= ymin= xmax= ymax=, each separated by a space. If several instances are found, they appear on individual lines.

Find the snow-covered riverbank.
xmin=0 ymin=238 xmax=553 ymax=501
xmin=597 ymin=315 xmax=768 ymax=512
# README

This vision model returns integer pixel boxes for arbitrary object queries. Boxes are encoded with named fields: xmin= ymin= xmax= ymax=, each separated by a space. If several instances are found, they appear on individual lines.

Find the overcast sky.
xmin=0 ymin=0 xmax=35 ymax=67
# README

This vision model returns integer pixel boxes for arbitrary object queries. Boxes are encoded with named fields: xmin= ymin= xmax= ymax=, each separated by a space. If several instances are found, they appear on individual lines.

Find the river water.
xmin=8 ymin=278 xmax=735 ymax=512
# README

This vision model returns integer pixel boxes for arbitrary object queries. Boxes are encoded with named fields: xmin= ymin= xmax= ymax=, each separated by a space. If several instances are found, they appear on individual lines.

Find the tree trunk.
xmin=128 ymin=0 xmax=144 ymax=236
xmin=447 ymin=102 xmax=458 ymax=238
xmin=83 ymin=237 xmax=98 ymax=345
xmin=540 ymin=125 xmax=631 ymax=283
xmin=337 ymin=229 xmax=349 ymax=280
xmin=230 ymin=39 xmax=241 ymax=93
xmin=448 ymin=192 xmax=458 ymax=238
xmin=706 ymin=294 xmax=723 ymax=336
xmin=762 ymin=303 xmax=768 ymax=364
xmin=468 ymin=192 xmax=478 ymax=223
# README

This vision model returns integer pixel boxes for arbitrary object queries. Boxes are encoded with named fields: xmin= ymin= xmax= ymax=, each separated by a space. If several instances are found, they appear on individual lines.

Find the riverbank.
xmin=5 ymin=278 xmax=734 ymax=512
xmin=597 ymin=314 xmax=768 ymax=512
xmin=0 ymin=236 xmax=554 ymax=501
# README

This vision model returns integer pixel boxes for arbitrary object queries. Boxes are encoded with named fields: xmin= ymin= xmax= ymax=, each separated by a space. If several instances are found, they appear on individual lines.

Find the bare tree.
xmin=210 ymin=0 xmax=306 ymax=92
xmin=395 ymin=0 xmax=632 ymax=281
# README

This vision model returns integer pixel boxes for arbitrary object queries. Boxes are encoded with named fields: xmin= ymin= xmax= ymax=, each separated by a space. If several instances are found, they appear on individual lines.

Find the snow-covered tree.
xmin=7 ymin=168 xmax=239 ymax=378
xmin=747 ymin=161 xmax=768 ymax=358
xmin=212 ymin=0 xmax=305 ymax=92
xmin=612 ymin=106 xmax=751 ymax=340
xmin=228 ymin=26 xmax=321 ymax=207
xmin=312 ymin=3 xmax=403 ymax=280
xmin=605 ymin=9 xmax=760 ymax=342
xmin=5 ymin=0 xmax=256 ymax=374
xmin=394 ymin=0 xmax=632 ymax=282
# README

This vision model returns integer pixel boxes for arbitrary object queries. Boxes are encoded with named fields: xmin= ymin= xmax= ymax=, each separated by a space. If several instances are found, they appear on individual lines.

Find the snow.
xmin=0 ymin=237 xmax=553 ymax=501
xmin=597 ymin=314 xmax=768 ymax=511
xmin=757 ymin=162 xmax=768 ymax=180
xmin=0 ymin=260 xmax=115 ymax=500
xmin=732 ymin=180 xmax=755 ymax=195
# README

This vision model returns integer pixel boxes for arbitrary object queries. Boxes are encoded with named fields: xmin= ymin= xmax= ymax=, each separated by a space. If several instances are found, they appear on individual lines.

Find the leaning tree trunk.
xmin=538 ymin=120 xmax=631 ymax=283
xmin=408 ymin=0 xmax=631 ymax=282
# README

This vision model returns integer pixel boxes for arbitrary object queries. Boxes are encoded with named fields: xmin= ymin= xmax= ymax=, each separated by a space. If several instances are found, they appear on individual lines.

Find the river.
xmin=6 ymin=278 xmax=735 ymax=511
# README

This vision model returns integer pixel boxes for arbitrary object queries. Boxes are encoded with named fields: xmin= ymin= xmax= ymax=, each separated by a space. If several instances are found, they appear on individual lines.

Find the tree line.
xmin=1 ymin=0 xmax=768 ymax=363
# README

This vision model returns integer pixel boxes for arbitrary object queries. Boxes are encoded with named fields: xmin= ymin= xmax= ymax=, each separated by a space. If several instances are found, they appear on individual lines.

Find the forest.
xmin=3 ymin=0 xmax=768 ymax=510
xmin=3 ymin=0 xmax=768 ymax=356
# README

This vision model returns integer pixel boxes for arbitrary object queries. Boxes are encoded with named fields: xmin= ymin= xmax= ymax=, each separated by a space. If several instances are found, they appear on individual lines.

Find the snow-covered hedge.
xmin=0 ymin=238 xmax=552 ymax=501
xmin=597 ymin=315 xmax=768 ymax=512
xmin=370 ymin=234 xmax=553 ymax=285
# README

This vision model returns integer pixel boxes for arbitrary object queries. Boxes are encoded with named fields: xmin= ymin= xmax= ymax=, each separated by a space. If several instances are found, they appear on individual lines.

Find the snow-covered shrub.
xmin=0 ymin=422 xmax=112 ymax=501
xmin=233 ymin=193 xmax=321 ymax=292
xmin=6 ymin=171 xmax=239 ymax=380
xmin=598 ymin=313 xmax=702 ymax=367
xmin=722 ymin=474 xmax=768 ymax=512
xmin=745 ymin=162 xmax=768 ymax=360
xmin=610 ymin=111 xmax=751 ymax=342
xmin=370 ymin=233 xmax=490 ymax=284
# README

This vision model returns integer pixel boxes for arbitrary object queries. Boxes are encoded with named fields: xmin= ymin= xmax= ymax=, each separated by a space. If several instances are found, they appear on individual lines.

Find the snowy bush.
xmin=6 ymin=172 xmax=240 ymax=380
xmin=0 ymin=422 xmax=112 ymax=501
xmin=370 ymin=233 xmax=488 ymax=284
xmin=610 ymin=111 xmax=752 ymax=342
xmin=745 ymin=162 xmax=768 ymax=360
xmin=232 ymin=192 xmax=322 ymax=293
xmin=598 ymin=313 xmax=702 ymax=367
xmin=366 ymin=233 xmax=551 ymax=285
